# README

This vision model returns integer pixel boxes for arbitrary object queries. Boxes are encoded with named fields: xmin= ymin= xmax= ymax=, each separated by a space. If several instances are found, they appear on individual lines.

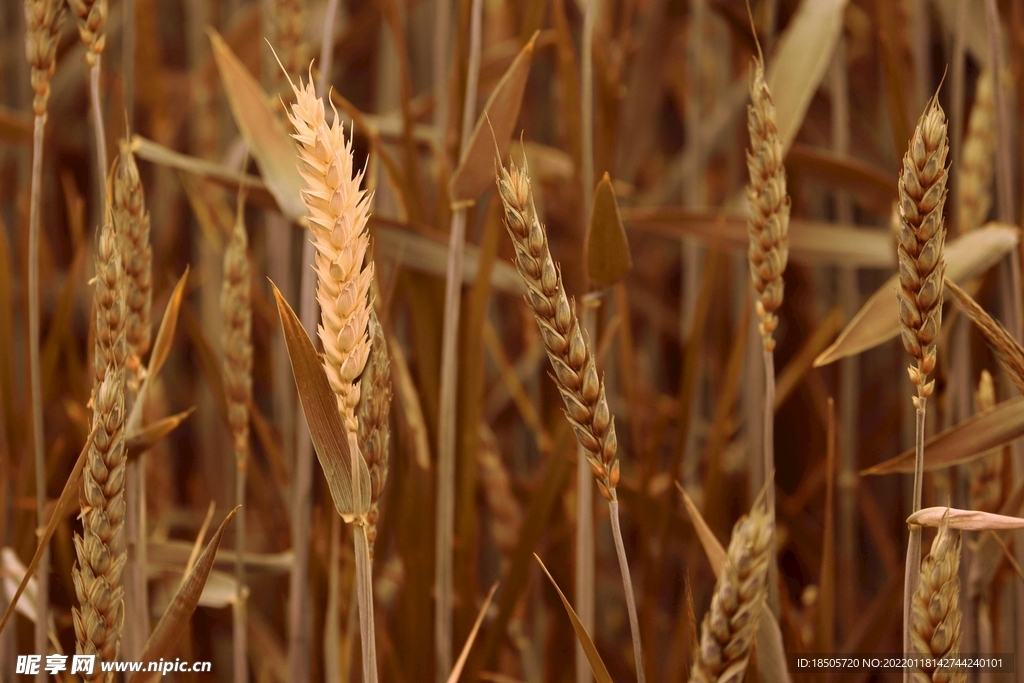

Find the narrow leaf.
xmin=534 ymin=555 xmax=614 ymax=683
xmin=765 ymin=0 xmax=849 ymax=154
xmin=676 ymin=482 xmax=726 ymax=575
xmin=0 ymin=427 xmax=97 ymax=636
xmin=908 ymin=507 xmax=1024 ymax=531
xmin=862 ymin=396 xmax=1024 ymax=475
xmin=130 ymin=507 xmax=239 ymax=683
xmin=585 ymin=173 xmax=632 ymax=288
xmin=126 ymin=408 xmax=196 ymax=461
xmin=814 ymin=224 xmax=1020 ymax=367
xmin=270 ymin=280 xmax=370 ymax=520
xmin=945 ymin=278 xmax=1024 ymax=394
xmin=208 ymin=28 xmax=306 ymax=221
xmin=446 ymin=583 xmax=499 ymax=683
xmin=450 ymin=33 xmax=538 ymax=203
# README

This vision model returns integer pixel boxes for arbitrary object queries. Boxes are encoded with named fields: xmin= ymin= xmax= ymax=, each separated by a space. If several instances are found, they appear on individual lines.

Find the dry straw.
xmin=357 ymin=311 xmax=392 ymax=555
xmin=688 ymin=494 xmax=771 ymax=683
xmin=73 ymin=218 xmax=128 ymax=679
xmin=957 ymin=70 xmax=995 ymax=233
xmin=909 ymin=518 xmax=964 ymax=683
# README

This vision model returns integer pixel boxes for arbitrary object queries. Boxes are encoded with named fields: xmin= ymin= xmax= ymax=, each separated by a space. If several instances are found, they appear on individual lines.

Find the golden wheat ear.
xmin=909 ymin=516 xmax=964 ymax=682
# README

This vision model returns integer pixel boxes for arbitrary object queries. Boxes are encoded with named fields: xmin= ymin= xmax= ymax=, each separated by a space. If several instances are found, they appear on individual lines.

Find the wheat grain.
xmin=222 ymin=203 xmax=252 ymax=467
xmin=745 ymin=56 xmax=790 ymax=353
xmin=957 ymin=70 xmax=995 ymax=234
xmin=111 ymin=142 xmax=152 ymax=391
xmin=943 ymin=278 xmax=1024 ymax=395
xmin=688 ymin=494 xmax=772 ymax=683
xmin=909 ymin=518 xmax=964 ymax=683
xmin=495 ymin=157 xmax=619 ymax=502
xmin=286 ymin=74 xmax=374 ymax=433
xmin=356 ymin=311 xmax=391 ymax=553
xmin=68 ymin=0 xmax=106 ymax=65
xmin=897 ymin=97 xmax=948 ymax=405
xmin=969 ymin=370 xmax=1002 ymax=513
xmin=25 ymin=0 xmax=63 ymax=118
xmin=93 ymin=218 xmax=127 ymax=392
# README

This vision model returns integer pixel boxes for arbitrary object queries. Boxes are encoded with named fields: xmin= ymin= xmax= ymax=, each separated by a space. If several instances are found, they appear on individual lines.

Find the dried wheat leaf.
xmin=126 ymin=408 xmax=196 ymax=461
xmin=909 ymin=507 xmax=1024 ymax=531
xmin=862 ymin=395 xmax=1024 ymax=475
xmin=450 ymin=32 xmax=538 ymax=203
xmin=148 ymin=541 xmax=294 ymax=574
xmin=585 ymin=173 xmax=632 ymax=288
xmin=196 ymin=570 xmax=241 ymax=608
xmin=534 ymin=555 xmax=613 ymax=683
xmin=271 ymin=280 xmax=370 ymax=520
xmin=0 ymin=426 xmax=97 ymax=636
xmin=814 ymin=224 xmax=1019 ymax=367
xmin=676 ymin=482 xmax=726 ymax=575
xmin=446 ymin=583 xmax=499 ymax=683
xmin=209 ymin=28 xmax=306 ymax=221
xmin=765 ymin=0 xmax=849 ymax=154
xmin=130 ymin=507 xmax=239 ymax=683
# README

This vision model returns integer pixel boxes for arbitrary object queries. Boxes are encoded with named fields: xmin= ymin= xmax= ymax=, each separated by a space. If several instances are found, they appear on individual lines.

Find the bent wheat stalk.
xmin=286 ymin=73 xmax=378 ymax=683
xmin=24 ymin=0 xmax=63 ymax=671
xmin=896 ymin=96 xmax=948 ymax=678
xmin=496 ymin=157 xmax=645 ymax=683
xmin=745 ymin=50 xmax=790 ymax=619
xmin=688 ymin=493 xmax=772 ymax=683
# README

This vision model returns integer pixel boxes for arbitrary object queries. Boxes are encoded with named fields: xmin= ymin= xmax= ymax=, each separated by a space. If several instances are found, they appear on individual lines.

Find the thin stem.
xmin=575 ymin=308 xmax=596 ymax=683
xmin=318 ymin=0 xmax=342 ymax=95
xmin=29 ymin=114 xmax=48 ymax=683
xmin=433 ymin=0 xmax=450 ymax=152
xmin=903 ymin=401 xmax=926 ymax=683
xmin=90 ymin=61 xmax=108 ymax=192
xmin=436 ymin=0 xmax=483 ymax=676
xmin=325 ymin=512 xmax=343 ymax=683
xmin=354 ymin=523 xmax=378 ymax=683
xmin=123 ymin=0 xmax=136 ymax=127
xmin=762 ymin=348 xmax=780 ymax=617
xmin=608 ymin=499 xmax=646 ymax=683
xmin=234 ymin=455 xmax=248 ymax=683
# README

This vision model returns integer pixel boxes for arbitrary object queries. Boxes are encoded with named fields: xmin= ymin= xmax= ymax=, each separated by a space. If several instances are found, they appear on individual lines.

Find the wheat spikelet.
xmin=968 ymin=370 xmax=1002 ymax=513
xmin=957 ymin=70 xmax=995 ymax=233
xmin=909 ymin=518 xmax=964 ymax=683
xmin=688 ymin=494 xmax=772 ymax=683
xmin=745 ymin=56 xmax=790 ymax=352
xmin=897 ymin=97 xmax=948 ymax=406
xmin=943 ymin=278 xmax=1024 ymax=395
xmin=93 ymin=218 xmax=127 ymax=391
xmin=495 ymin=157 xmax=619 ymax=501
xmin=477 ymin=423 xmax=522 ymax=558
xmin=68 ymin=0 xmax=106 ymax=65
xmin=274 ymin=0 xmax=307 ymax=89
xmin=24 ymin=0 xmax=64 ymax=118
xmin=222 ymin=205 xmax=252 ymax=463
xmin=287 ymin=75 xmax=374 ymax=433
xmin=357 ymin=311 xmax=391 ymax=552
xmin=111 ymin=142 xmax=152 ymax=391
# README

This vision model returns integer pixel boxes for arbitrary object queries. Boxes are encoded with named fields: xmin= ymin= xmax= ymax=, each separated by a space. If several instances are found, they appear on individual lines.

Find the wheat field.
xmin=1 ymin=0 xmax=1024 ymax=681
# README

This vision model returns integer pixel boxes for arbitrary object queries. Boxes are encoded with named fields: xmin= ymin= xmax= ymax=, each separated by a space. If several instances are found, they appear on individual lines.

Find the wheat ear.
xmin=909 ymin=518 xmax=965 ymax=683
xmin=969 ymin=371 xmax=1002 ymax=513
xmin=957 ymin=70 xmax=995 ymax=233
xmin=688 ymin=493 xmax=772 ymax=683
xmin=496 ymin=156 xmax=647 ymax=683
xmin=25 ymin=1 xmax=64 ymax=671
xmin=68 ymin=0 xmax=108 ymax=184
xmin=273 ymin=0 xmax=307 ymax=91
xmin=287 ymin=72 xmax=378 ymax=683
xmin=73 ymin=218 xmax=127 ymax=680
xmin=745 ymin=51 xmax=789 ymax=616
xmin=357 ymin=311 xmax=392 ymax=556
xmin=897 ymin=95 xmax=948 ymax=677
xmin=222 ymin=194 xmax=253 ymax=683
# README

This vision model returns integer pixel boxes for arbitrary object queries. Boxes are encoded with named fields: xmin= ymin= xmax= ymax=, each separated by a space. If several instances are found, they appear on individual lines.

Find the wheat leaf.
xmin=909 ymin=507 xmax=1024 ymax=531
xmin=446 ymin=583 xmax=499 ymax=683
xmin=585 ymin=173 xmax=632 ymax=288
xmin=126 ymin=408 xmax=196 ymax=461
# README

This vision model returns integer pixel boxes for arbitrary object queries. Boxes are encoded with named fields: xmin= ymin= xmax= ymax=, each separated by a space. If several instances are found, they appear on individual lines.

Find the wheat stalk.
xmin=745 ymin=49 xmax=790 ymax=617
xmin=957 ymin=70 xmax=995 ymax=233
xmin=73 ymin=218 xmax=128 ymax=681
xmin=357 ymin=311 xmax=391 ymax=557
xmin=68 ymin=0 xmax=108 ymax=187
xmin=286 ymin=72 xmax=378 ymax=683
xmin=897 ymin=95 xmax=948 ymax=678
xmin=496 ymin=156 xmax=646 ymax=683
xmin=688 ymin=493 xmax=772 ymax=683
xmin=909 ymin=517 xmax=965 ymax=683
xmin=24 ymin=0 xmax=63 ymax=671
xmin=222 ymin=195 xmax=253 ymax=683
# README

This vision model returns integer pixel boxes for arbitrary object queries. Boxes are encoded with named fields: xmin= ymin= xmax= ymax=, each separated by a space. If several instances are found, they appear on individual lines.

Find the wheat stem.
xmin=903 ymin=402 xmax=926 ymax=683
xmin=609 ymin=499 xmax=646 ymax=683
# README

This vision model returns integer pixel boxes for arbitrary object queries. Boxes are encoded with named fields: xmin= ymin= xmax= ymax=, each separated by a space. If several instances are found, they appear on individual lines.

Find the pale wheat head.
xmin=910 ymin=517 xmax=964 ymax=683
xmin=496 ymin=156 xmax=619 ymax=502
xmin=222 ymin=206 xmax=253 ymax=461
xmin=111 ymin=141 xmax=152 ymax=391
xmin=357 ymin=311 xmax=391 ymax=552
xmin=93 ymin=218 xmax=127 ymax=390
xmin=969 ymin=370 xmax=1002 ymax=513
xmin=745 ymin=56 xmax=790 ymax=353
xmin=957 ymin=70 xmax=995 ymax=233
xmin=24 ymin=0 xmax=64 ymax=118
xmin=68 ymin=0 xmax=106 ymax=65
xmin=688 ymin=493 xmax=772 ymax=683
xmin=287 ymin=75 xmax=374 ymax=433
xmin=897 ymin=97 xmax=948 ymax=407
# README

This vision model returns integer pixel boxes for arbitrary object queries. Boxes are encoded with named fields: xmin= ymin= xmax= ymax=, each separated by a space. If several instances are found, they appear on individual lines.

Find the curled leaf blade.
xmin=585 ymin=173 xmax=632 ymax=288
xmin=909 ymin=507 xmax=1024 ymax=531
